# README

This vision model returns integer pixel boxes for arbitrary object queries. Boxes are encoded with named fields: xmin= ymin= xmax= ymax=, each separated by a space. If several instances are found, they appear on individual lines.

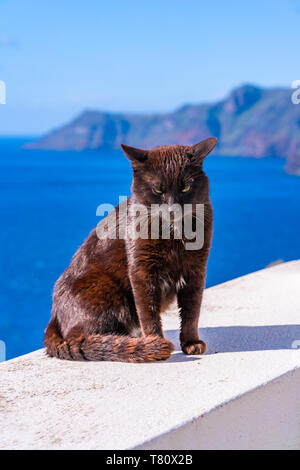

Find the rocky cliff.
xmin=27 ymin=84 xmax=300 ymax=174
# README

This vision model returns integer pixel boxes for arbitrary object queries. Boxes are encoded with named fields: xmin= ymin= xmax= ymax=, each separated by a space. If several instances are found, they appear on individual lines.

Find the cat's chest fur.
xmin=139 ymin=239 xmax=191 ymax=295
xmin=160 ymin=274 xmax=186 ymax=296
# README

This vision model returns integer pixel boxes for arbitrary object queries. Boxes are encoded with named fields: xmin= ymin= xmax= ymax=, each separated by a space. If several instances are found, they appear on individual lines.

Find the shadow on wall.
xmin=164 ymin=325 xmax=300 ymax=363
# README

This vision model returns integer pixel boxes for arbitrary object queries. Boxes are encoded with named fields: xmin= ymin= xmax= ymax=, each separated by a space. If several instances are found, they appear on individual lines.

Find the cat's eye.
xmin=153 ymin=188 xmax=163 ymax=195
xmin=181 ymin=185 xmax=191 ymax=193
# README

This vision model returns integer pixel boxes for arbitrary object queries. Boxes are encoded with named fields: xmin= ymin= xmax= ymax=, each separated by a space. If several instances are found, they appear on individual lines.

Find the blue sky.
xmin=0 ymin=0 xmax=299 ymax=135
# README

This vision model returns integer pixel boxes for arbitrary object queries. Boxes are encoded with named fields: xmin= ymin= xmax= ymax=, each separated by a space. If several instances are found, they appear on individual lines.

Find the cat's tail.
xmin=44 ymin=318 xmax=174 ymax=363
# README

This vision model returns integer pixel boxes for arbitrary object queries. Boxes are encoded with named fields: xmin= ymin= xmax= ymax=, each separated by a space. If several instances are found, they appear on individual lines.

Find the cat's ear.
xmin=121 ymin=144 xmax=148 ymax=163
xmin=189 ymin=138 xmax=217 ymax=161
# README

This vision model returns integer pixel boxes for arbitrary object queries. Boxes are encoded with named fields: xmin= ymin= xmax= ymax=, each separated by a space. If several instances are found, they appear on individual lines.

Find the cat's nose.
xmin=168 ymin=195 xmax=175 ymax=209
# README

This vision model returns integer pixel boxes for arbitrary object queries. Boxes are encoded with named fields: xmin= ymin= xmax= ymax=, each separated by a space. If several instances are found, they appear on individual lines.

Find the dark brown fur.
xmin=44 ymin=138 xmax=217 ymax=362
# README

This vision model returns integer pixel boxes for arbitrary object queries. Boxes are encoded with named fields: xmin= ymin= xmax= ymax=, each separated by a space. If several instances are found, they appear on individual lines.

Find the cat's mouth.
xmin=152 ymin=205 xmax=198 ymax=223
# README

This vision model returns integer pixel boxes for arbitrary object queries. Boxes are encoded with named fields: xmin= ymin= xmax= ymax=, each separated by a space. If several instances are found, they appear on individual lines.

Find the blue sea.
xmin=1 ymin=138 xmax=300 ymax=360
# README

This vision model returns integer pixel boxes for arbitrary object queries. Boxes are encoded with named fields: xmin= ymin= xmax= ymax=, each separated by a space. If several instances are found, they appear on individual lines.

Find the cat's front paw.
xmin=181 ymin=340 xmax=206 ymax=355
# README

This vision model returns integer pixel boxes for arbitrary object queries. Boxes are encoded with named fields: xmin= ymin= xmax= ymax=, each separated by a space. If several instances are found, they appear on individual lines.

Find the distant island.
xmin=27 ymin=84 xmax=300 ymax=175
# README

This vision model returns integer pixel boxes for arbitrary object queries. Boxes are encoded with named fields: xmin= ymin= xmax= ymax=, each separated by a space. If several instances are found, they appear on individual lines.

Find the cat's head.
xmin=121 ymin=138 xmax=217 ymax=207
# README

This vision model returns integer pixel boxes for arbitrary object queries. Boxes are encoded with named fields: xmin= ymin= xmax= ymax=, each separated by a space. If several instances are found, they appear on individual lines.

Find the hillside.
xmin=27 ymin=84 xmax=300 ymax=174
